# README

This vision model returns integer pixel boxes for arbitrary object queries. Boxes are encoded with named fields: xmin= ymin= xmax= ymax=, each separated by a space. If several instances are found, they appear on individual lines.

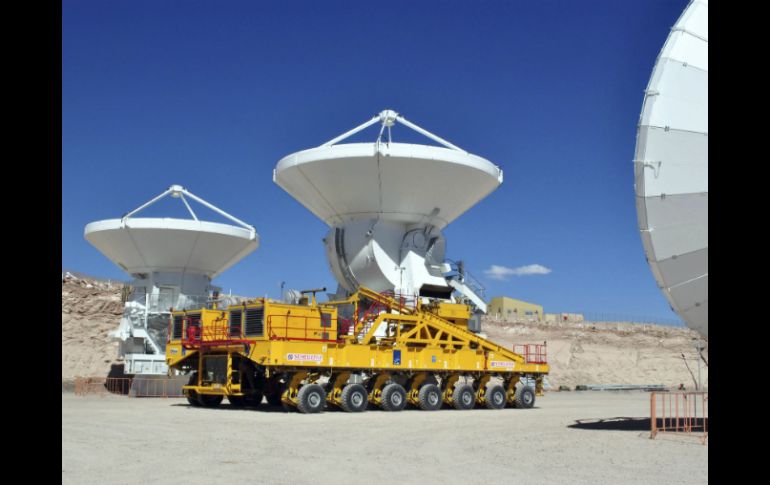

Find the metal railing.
xmin=512 ymin=343 xmax=548 ymax=364
xmin=267 ymin=315 xmax=340 ymax=343
xmin=379 ymin=291 xmax=418 ymax=312
xmin=73 ymin=376 xmax=185 ymax=398
xmin=181 ymin=321 xmax=251 ymax=349
xmin=650 ymin=391 xmax=708 ymax=444
xmin=574 ymin=311 xmax=683 ymax=326
xmin=125 ymin=293 xmax=216 ymax=313
xmin=443 ymin=261 xmax=486 ymax=300
xmin=74 ymin=377 xmax=132 ymax=396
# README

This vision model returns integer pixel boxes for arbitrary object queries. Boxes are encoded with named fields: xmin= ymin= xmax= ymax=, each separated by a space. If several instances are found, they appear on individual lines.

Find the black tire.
xmin=340 ymin=383 xmax=369 ymax=412
xmin=296 ymin=384 xmax=326 ymax=414
xmin=186 ymin=391 xmax=201 ymax=407
xmin=198 ymin=394 xmax=224 ymax=407
xmin=245 ymin=391 xmax=264 ymax=407
xmin=452 ymin=384 xmax=476 ymax=410
xmin=380 ymin=383 xmax=407 ymax=411
xmin=513 ymin=385 xmax=536 ymax=409
xmin=485 ymin=385 xmax=507 ymax=410
xmin=186 ymin=372 xmax=200 ymax=406
xmin=228 ymin=395 xmax=246 ymax=407
xmin=266 ymin=378 xmax=286 ymax=407
xmin=418 ymin=383 xmax=442 ymax=411
xmin=266 ymin=391 xmax=283 ymax=407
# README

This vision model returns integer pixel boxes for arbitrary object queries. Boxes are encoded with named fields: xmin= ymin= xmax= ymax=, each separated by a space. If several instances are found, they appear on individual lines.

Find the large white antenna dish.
xmin=635 ymin=0 xmax=708 ymax=337
xmin=275 ymin=110 xmax=500 ymax=313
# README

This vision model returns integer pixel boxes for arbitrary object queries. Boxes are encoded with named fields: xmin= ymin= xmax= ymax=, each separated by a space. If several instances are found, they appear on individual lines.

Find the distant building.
xmin=488 ymin=297 xmax=543 ymax=322
xmin=545 ymin=312 xmax=585 ymax=323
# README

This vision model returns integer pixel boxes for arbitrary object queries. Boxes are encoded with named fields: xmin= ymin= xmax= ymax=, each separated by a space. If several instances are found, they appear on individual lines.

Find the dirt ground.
xmin=62 ymin=391 xmax=707 ymax=485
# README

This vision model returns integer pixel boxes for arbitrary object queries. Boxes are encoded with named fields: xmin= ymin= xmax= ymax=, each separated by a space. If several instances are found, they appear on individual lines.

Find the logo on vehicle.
xmin=286 ymin=353 xmax=323 ymax=362
xmin=490 ymin=361 xmax=515 ymax=368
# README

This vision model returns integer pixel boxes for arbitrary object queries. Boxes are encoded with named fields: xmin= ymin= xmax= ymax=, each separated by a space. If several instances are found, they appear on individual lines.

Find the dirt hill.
xmin=483 ymin=319 xmax=707 ymax=389
xmin=61 ymin=273 xmax=124 ymax=380
xmin=61 ymin=274 xmax=707 ymax=389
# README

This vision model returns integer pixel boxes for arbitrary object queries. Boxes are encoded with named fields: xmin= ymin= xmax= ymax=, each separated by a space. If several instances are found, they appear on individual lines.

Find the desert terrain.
xmin=62 ymin=391 xmax=707 ymax=485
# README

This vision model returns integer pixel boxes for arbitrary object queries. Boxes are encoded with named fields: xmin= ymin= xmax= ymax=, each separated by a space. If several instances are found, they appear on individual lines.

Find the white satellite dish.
xmin=85 ymin=184 xmax=258 ymax=277
xmin=84 ymin=184 xmax=259 ymax=374
xmin=635 ymin=0 xmax=708 ymax=337
xmin=274 ymin=110 xmax=500 ymax=314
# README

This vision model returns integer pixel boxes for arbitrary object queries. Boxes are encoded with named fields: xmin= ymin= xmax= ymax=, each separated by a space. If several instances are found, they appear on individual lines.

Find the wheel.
xmin=266 ymin=391 xmax=283 ymax=406
xmin=296 ymin=383 xmax=326 ymax=414
xmin=245 ymin=391 xmax=264 ymax=407
xmin=186 ymin=391 xmax=201 ymax=407
xmin=484 ymin=385 xmax=506 ymax=410
xmin=514 ymin=385 xmax=536 ymax=409
xmin=340 ymin=383 xmax=368 ymax=412
xmin=198 ymin=394 xmax=224 ymax=407
xmin=380 ymin=383 xmax=407 ymax=411
xmin=186 ymin=372 xmax=200 ymax=406
xmin=452 ymin=384 xmax=476 ymax=410
xmin=228 ymin=395 xmax=246 ymax=407
xmin=418 ymin=383 xmax=442 ymax=411
xmin=266 ymin=378 xmax=286 ymax=406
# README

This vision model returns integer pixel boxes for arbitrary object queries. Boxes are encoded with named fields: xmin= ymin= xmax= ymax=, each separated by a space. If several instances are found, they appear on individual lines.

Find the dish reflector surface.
xmin=275 ymin=142 xmax=502 ymax=229
xmin=635 ymin=0 xmax=708 ymax=336
xmin=85 ymin=218 xmax=258 ymax=277
xmin=84 ymin=185 xmax=259 ymax=278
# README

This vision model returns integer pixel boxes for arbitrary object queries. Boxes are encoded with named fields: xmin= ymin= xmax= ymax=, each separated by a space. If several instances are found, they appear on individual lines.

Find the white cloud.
xmin=483 ymin=264 xmax=552 ymax=280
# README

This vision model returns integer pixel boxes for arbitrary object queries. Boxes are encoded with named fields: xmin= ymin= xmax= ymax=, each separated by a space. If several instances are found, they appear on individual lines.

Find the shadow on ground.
xmin=569 ymin=417 xmax=708 ymax=432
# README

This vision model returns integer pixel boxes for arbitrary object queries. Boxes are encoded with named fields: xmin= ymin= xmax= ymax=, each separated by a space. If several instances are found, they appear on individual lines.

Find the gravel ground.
xmin=62 ymin=391 xmax=707 ymax=485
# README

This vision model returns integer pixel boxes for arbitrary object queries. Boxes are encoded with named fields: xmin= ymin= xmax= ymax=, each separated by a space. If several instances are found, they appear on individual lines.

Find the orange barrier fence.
xmin=73 ymin=376 xmax=186 ymax=398
xmin=512 ymin=343 xmax=547 ymax=364
xmin=650 ymin=391 xmax=708 ymax=444
xmin=74 ymin=377 xmax=131 ymax=396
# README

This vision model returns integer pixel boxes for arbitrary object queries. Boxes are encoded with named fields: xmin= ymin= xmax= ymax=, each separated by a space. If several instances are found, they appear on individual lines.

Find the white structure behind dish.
xmin=84 ymin=185 xmax=259 ymax=374
xmin=274 ymin=110 xmax=501 ymax=315
xmin=635 ymin=0 xmax=708 ymax=337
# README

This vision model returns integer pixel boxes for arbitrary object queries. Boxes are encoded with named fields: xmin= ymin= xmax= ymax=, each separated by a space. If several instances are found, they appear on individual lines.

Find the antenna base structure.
xmin=84 ymin=185 xmax=259 ymax=375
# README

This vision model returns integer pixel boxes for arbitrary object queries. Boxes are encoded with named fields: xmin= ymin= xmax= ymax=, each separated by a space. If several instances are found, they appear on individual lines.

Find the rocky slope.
xmin=61 ymin=273 xmax=124 ymax=380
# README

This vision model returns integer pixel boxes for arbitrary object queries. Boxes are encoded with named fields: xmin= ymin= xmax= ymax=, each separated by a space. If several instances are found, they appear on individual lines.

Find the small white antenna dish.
xmin=121 ymin=184 xmax=255 ymax=236
xmin=635 ymin=0 xmax=708 ymax=337
xmin=84 ymin=184 xmax=260 ymax=375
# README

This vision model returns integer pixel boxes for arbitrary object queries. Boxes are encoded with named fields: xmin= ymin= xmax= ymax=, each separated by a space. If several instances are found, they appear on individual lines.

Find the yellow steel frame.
xmin=326 ymin=372 xmax=352 ymax=406
xmin=406 ymin=372 xmax=429 ymax=405
xmin=168 ymin=285 xmax=549 ymax=408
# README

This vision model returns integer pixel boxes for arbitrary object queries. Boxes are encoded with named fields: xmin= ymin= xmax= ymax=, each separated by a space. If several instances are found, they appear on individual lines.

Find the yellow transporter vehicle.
xmin=166 ymin=286 xmax=548 ymax=413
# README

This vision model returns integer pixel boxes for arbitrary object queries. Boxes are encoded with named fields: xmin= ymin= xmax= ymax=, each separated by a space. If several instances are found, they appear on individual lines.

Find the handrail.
xmin=180 ymin=315 xmax=250 ymax=349
xmin=512 ymin=343 xmax=548 ymax=364
xmin=267 ymin=314 xmax=339 ymax=343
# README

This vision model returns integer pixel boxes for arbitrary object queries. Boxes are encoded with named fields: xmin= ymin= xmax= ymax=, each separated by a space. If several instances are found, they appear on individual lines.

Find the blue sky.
xmin=62 ymin=0 xmax=689 ymax=324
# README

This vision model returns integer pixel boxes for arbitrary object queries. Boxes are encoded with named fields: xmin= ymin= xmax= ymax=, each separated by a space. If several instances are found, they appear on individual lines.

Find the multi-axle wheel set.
xmin=187 ymin=370 xmax=538 ymax=414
